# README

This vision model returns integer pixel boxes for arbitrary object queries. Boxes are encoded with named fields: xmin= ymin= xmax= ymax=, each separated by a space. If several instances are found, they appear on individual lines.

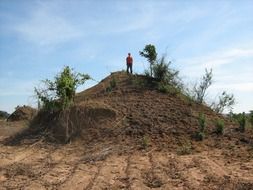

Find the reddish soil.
xmin=0 ymin=72 xmax=253 ymax=189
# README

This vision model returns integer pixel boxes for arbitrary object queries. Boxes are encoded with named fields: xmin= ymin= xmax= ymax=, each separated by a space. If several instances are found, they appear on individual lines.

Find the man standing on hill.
xmin=126 ymin=53 xmax=133 ymax=74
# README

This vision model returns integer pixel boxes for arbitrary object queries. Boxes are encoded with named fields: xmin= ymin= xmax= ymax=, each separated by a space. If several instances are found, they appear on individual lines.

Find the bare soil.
xmin=0 ymin=72 xmax=253 ymax=189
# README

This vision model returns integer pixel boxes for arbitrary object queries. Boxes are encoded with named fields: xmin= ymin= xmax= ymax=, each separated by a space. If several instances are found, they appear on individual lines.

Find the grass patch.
xmin=106 ymin=76 xmax=117 ymax=92
xmin=177 ymin=142 xmax=192 ymax=155
xmin=195 ymin=113 xmax=206 ymax=141
xmin=215 ymin=119 xmax=225 ymax=135
xmin=141 ymin=135 xmax=150 ymax=149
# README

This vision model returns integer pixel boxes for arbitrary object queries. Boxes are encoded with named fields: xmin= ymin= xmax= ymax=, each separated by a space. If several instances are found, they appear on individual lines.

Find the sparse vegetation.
xmin=153 ymin=57 xmax=182 ymax=95
xmin=230 ymin=111 xmax=253 ymax=131
xmin=196 ymin=132 xmax=205 ymax=141
xmin=110 ymin=76 xmax=117 ymax=88
xmin=184 ymin=94 xmax=195 ymax=106
xmin=198 ymin=113 xmax=206 ymax=133
xmin=193 ymin=69 xmax=213 ymax=104
xmin=153 ymin=56 xmax=171 ymax=83
xmin=236 ymin=112 xmax=247 ymax=132
xmin=157 ymin=83 xmax=180 ymax=95
xmin=196 ymin=113 xmax=206 ymax=141
xmin=144 ymin=69 xmax=152 ymax=78
xmin=177 ymin=141 xmax=192 ymax=155
xmin=141 ymin=135 xmax=150 ymax=149
xmin=35 ymin=66 xmax=90 ymax=111
xmin=157 ymin=83 xmax=170 ymax=93
xmin=131 ymin=75 xmax=149 ymax=88
xmin=106 ymin=76 xmax=117 ymax=92
xmin=153 ymin=56 xmax=181 ymax=86
xmin=140 ymin=44 xmax=182 ymax=95
xmin=211 ymin=91 xmax=235 ymax=113
xmin=249 ymin=111 xmax=253 ymax=127
xmin=215 ymin=119 xmax=224 ymax=135
xmin=182 ymin=68 xmax=235 ymax=114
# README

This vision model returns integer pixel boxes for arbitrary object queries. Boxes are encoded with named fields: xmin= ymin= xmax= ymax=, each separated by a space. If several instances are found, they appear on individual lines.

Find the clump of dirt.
xmin=7 ymin=106 xmax=37 ymax=122
xmin=30 ymin=102 xmax=117 ymax=143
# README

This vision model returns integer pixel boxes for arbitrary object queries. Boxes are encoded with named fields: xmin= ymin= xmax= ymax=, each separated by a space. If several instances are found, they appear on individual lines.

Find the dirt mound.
xmin=9 ymin=72 xmax=250 ymax=148
xmin=74 ymin=72 xmax=242 ymax=148
xmin=16 ymin=71 xmax=249 ymax=147
xmin=7 ymin=106 xmax=37 ymax=122
xmin=1 ymin=71 xmax=253 ymax=189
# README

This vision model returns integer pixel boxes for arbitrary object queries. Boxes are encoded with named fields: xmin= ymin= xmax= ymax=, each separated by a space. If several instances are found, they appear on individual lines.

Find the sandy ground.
xmin=1 ymin=123 xmax=253 ymax=190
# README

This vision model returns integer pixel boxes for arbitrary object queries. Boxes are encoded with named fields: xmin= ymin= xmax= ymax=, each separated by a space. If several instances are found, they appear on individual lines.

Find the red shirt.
xmin=126 ymin=56 xmax=133 ymax=65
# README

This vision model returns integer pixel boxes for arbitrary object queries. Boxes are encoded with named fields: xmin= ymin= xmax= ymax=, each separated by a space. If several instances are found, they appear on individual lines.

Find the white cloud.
xmin=211 ymin=82 xmax=253 ymax=92
xmin=215 ymin=72 xmax=253 ymax=83
xmin=14 ymin=4 xmax=81 ymax=46
xmin=0 ymin=79 xmax=36 ymax=96
xmin=178 ymin=47 xmax=253 ymax=75
xmin=203 ymin=48 xmax=253 ymax=68
xmin=87 ymin=3 xmax=155 ymax=35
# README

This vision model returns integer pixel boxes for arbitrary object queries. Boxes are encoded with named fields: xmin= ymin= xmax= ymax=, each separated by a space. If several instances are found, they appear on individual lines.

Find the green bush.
xmin=153 ymin=56 xmax=180 ymax=86
xmin=106 ymin=76 xmax=117 ymax=92
xmin=238 ymin=112 xmax=246 ymax=132
xmin=35 ymin=66 xmax=90 ymax=111
xmin=153 ymin=57 xmax=170 ymax=82
xmin=196 ymin=132 xmax=205 ymax=141
xmin=196 ymin=113 xmax=206 ymax=141
xmin=215 ymin=119 xmax=224 ymax=135
xmin=198 ymin=113 xmax=206 ymax=133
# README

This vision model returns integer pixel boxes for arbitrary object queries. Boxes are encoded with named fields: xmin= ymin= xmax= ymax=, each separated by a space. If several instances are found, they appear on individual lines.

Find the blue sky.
xmin=0 ymin=0 xmax=253 ymax=113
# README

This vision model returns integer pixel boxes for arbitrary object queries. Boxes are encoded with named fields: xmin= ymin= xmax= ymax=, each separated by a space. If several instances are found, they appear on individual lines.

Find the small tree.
xmin=211 ymin=91 xmax=235 ymax=113
xmin=35 ymin=66 xmax=90 ymax=111
xmin=193 ymin=68 xmax=213 ymax=103
xmin=139 ymin=44 xmax=157 ymax=77
xmin=198 ymin=113 xmax=206 ymax=133
xmin=196 ymin=113 xmax=206 ymax=141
